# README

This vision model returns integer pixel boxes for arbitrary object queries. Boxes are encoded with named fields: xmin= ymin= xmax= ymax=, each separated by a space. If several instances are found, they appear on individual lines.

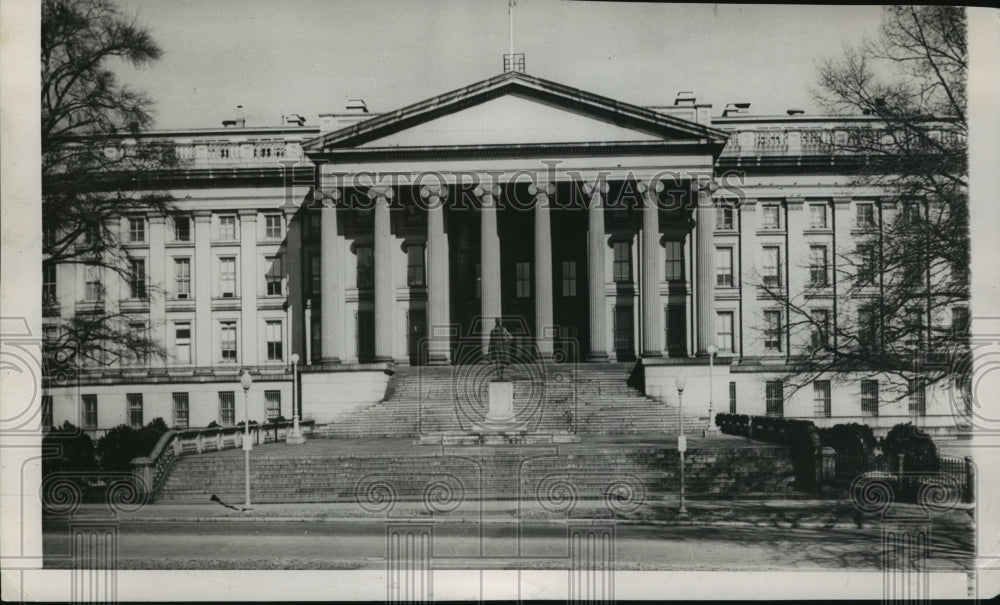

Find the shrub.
xmin=94 ymin=418 xmax=170 ymax=472
xmin=819 ymin=423 xmax=878 ymax=460
xmin=42 ymin=421 xmax=96 ymax=476
xmin=882 ymin=423 xmax=939 ymax=473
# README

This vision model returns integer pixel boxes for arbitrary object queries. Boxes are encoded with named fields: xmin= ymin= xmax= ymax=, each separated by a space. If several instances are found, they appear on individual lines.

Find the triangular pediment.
xmin=304 ymin=71 xmax=729 ymax=153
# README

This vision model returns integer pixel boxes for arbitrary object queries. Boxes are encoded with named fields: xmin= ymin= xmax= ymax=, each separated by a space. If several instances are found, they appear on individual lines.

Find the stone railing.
xmin=720 ymin=127 xmax=965 ymax=158
xmin=172 ymin=140 xmax=309 ymax=168
xmin=131 ymin=419 xmax=316 ymax=500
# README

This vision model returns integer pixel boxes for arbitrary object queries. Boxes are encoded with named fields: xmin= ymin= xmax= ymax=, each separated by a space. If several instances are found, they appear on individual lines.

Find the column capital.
xmin=147 ymin=214 xmax=167 ymax=225
xmin=693 ymin=178 xmax=720 ymax=194
xmin=527 ymin=183 xmax=555 ymax=197
xmin=473 ymin=185 xmax=501 ymax=199
xmin=282 ymin=204 xmax=299 ymax=218
xmin=193 ymin=210 xmax=212 ymax=222
xmin=366 ymin=186 xmax=394 ymax=200
xmin=419 ymin=186 xmax=449 ymax=200
xmin=582 ymin=182 xmax=610 ymax=196
xmin=238 ymin=208 xmax=258 ymax=219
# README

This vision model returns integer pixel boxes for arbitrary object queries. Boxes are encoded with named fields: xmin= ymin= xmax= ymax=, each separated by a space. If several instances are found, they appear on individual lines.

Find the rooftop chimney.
xmin=674 ymin=91 xmax=696 ymax=106
xmin=283 ymin=113 xmax=306 ymax=126
xmin=722 ymin=102 xmax=751 ymax=117
xmin=223 ymin=105 xmax=247 ymax=128
xmin=786 ymin=108 xmax=805 ymax=116
xmin=345 ymin=98 xmax=369 ymax=113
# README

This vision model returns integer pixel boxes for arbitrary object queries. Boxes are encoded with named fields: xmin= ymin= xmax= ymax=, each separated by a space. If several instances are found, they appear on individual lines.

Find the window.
xmin=765 ymin=380 xmax=784 ymax=417
xmin=174 ymin=258 xmax=191 ymax=298
xmin=128 ymin=217 xmax=145 ymax=243
xmin=174 ymin=216 xmax=191 ymax=242
xmin=265 ymin=390 xmax=281 ymax=421
xmin=172 ymin=393 xmax=189 ymax=429
xmin=515 ymin=261 xmax=531 ymax=298
xmin=219 ymin=257 xmax=236 ymax=298
xmin=856 ymin=203 xmax=876 ymax=229
xmin=44 ymin=224 xmax=57 ymax=250
xmin=856 ymin=244 xmax=877 ymax=286
xmin=613 ymin=241 xmax=632 ymax=283
xmin=264 ymin=214 xmax=282 ymax=239
xmin=219 ymin=391 xmax=236 ymax=426
xmin=174 ymin=322 xmax=191 ymax=364
xmin=951 ymin=307 xmax=970 ymax=340
xmin=36 ymin=394 xmax=53 ymax=430
xmin=220 ymin=321 xmax=237 ymax=362
xmin=716 ymin=247 xmax=733 ymax=287
xmin=308 ymin=212 xmax=321 ymax=239
xmin=909 ymin=379 xmax=926 ymax=416
xmin=728 ymin=382 xmax=737 ymax=414
xmin=809 ymin=204 xmax=828 ymax=229
xmin=762 ymin=246 xmax=781 ymax=287
xmin=811 ymin=309 xmax=830 ymax=349
xmin=44 ymin=324 xmax=60 ymax=346
xmin=265 ymin=256 xmax=283 ymax=296
xmin=127 ymin=393 xmax=143 ymax=428
xmin=762 ymin=204 xmax=781 ymax=229
xmin=809 ymin=245 xmax=828 ymax=286
xmin=717 ymin=311 xmax=734 ymax=352
xmin=128 ymin=258 xmax=146 ymax=299
xmin=356 ymin=246 xmax=373 ymax=289
xmin=310 ymin=256 xmax=321 ymax=296
xmin=311 ymin=318 xmax=321 ymax=361
xmin=218 ymin=215 xmax=237 ymax=240
xmin=82 ymin=394 xmax=98 ymax=429
xmin=664 ymin=241 xmax=683 ymax=281
xmin=266 ymin=320 xmax=283 ymax=361
xmin=858 ymin=307 xmax=878 ymax=350
xmin=905 ymin=308 xmax=923 ymax=351
xmin=861 ymin=380 xmax=879 ymax=416
xmin=901 ymin=203 xmax=921 ymax=226
xmin=407 ymin=245 xmax=426 ymax=287
xmin=85 ymin=265 xmax=101 ymax=301
xmin=716 ymin=205 xmax=735 ymax=230
xmin=127 ymin=322 xmax=147 ymax=365
xmin=561 ymin=261 xmax=577 ymax=297
xmin=813 ymin=381 xmax=832 ymax=417
xmin=764 ymin=310 xmax=782 ymax=351
xmin=43 ymin=263 xmax=56 ymax=304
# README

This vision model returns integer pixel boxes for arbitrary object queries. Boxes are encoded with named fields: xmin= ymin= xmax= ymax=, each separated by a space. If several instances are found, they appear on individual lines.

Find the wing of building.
xmin=40 ymin=70 xmax=971 ymax=438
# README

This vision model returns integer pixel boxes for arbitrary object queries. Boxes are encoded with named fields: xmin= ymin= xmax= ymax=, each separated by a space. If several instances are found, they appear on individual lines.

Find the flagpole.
xmin=508 ymin=0 xmax=515 ymax=57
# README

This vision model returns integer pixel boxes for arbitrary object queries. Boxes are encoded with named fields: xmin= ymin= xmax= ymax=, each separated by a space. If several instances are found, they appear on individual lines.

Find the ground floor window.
xmin=82 ymin=394 xmax=97 ymax=429
xmin=908 ymin=379 xmax=926 ymax=416
xmin=861 ymin=380 xmax=879 ymax=416
xmin=813 ymin=381 xmax=831 ymax=418
xmin=728 ymin=382 xmax=737 ymax=414
xmin=127 ymin=393 xmax=143 ymax=428
xmin=265 ymin=390 xmax=281 ymax=421
xmin=765 ymin=380 xmax=783 ymax=417
xmin=219 ymin=391 xmax=236 ymax=426
xmin=173 ymin=392 xmax=189 ymax=429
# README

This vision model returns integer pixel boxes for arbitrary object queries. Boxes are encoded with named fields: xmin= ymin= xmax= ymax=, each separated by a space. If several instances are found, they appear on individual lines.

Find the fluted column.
xmin=423 ymin=185 xmax=451 ymax=364
xmin=320 ymin=190 xmax=342 ymax=363
xmin=695 ymin=180 xmax=717 ymax=355
xmin=531 ymin=183 xmax=555 ymax=360
xmin=640 ymin=182 xmax=662 ymax=357
xmin=477 ymin=185 xmax=502 ymax=355
xmin=372 ymin=186 xmax=395 ymax=362
xmin=585 ymin=183 xmax=609 ymax=361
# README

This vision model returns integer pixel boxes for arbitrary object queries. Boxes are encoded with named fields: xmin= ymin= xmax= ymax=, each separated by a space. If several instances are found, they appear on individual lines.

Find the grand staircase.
xmin=311 ymin=362 xmax=707 ymax=439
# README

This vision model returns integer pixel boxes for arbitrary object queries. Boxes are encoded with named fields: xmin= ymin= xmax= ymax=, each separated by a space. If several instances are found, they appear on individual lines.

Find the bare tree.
xmin=42 ymin=0 xmax=176 ymax=370
xmin=755 ymin=6 xmax=969 ymax=406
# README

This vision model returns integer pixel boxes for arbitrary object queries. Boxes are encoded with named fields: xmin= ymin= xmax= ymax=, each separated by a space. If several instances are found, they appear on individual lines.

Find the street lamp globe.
xmin=291 ymin=353 xmax=300 ymax=365
xmin=707 ymin=344 xmax=718 ymax=356
xmin=240 ymin=369 xmax=253 ymax=391
xmin=674 ymin=375 xmax=687 ymax=393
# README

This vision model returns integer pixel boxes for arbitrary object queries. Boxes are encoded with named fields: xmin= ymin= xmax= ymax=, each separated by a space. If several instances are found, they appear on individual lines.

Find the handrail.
xmin=131 ymin=420 xmax=316 ymax=502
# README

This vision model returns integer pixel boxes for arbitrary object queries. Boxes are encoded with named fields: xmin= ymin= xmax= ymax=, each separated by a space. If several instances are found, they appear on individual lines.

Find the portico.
xmin=300 ymin=71 xmax=729 ymax=366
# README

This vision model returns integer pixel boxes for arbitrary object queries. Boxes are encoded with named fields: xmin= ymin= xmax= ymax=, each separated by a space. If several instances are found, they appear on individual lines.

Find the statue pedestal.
xmin=484 ymin=380 xmax=515 ymax=424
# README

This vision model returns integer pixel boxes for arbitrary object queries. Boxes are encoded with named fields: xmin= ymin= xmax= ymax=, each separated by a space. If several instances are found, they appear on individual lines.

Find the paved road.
xmin=43 ymin=519 xmax=973 ymax=571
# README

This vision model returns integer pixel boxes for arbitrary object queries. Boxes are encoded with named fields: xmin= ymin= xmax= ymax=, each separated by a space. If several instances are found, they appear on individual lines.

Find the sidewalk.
xmin=62 ymin=497 xmax=976 ymax=531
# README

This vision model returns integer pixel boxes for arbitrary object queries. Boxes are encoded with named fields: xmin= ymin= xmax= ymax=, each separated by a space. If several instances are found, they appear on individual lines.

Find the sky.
xmin=112 ymin=1 xmax=887 ymax=130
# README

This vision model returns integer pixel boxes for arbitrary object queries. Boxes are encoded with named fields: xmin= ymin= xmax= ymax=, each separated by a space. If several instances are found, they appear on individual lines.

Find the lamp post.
xmin=675 ymin=375 xmax=688 ymax=516
xmin=240 ymin=369 xmax=253 ymax=510
xmin=703 ymin=344 xmax=720 ymax=437
xmin=286 ymin=353 xmax=305 ymax=444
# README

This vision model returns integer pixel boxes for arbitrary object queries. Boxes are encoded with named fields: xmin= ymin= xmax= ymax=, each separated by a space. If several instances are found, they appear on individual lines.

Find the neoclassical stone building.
xmin=41 ymin=71 xmax=969 ymax=436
